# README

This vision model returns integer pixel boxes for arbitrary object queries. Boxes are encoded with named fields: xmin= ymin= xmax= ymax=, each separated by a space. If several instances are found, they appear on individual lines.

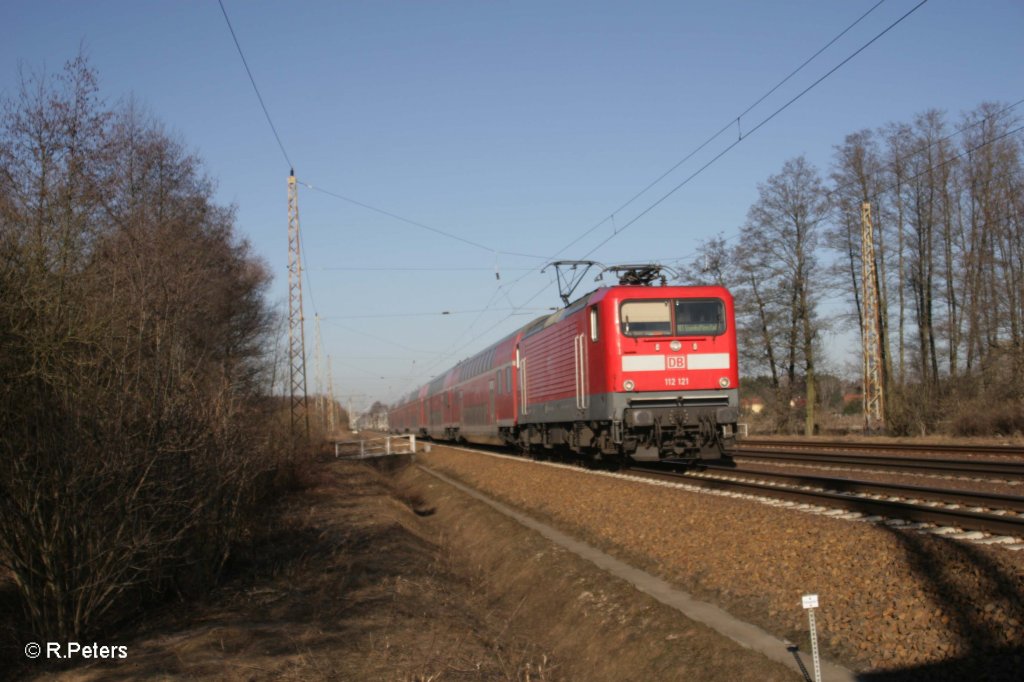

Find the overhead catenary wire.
xmin=286 ymin=1 xmax=927 ymax=388
xmin=216 ymin=0 xmax=547 ymax=391
xmin=219 ymin=1 xmax=936 ymax=401
xmin=299 ymin=180 xmax=548 ymax=260
xmin=441 ymin=0 xmax=926 ymax=343
xmin=342 ymin=355 xmax=449 ymax=361
xmin=319 ymin=306 xmax=554 ymax=320
xmin=326 ymin=320 xmax=448 ymax=355
xmin=551 ymin=0 xmax=892 ymax=260
xmin=402 ymin=1 xmax=932 ymax=392
xmin=408 ymin=277 xmax=559 ymax=386
xmin=870 ymin=123 xmax=1024 ymax=203
xmin=220 ymin=0 xmax=333 ymax=413
xmin=381 ymin=97 xmax=1017 ymax=401
xmin=435 ymin=0 xmax=930 ymax=352
xmin=827 ymin=97 xmax=1024 ymax=201
xmin=217 ymin=0 xmax=293 ymax=171
xmin=298 ymin=226 xmax=320 ymax=316
xmin=664 ymin=97 xmax=1024 ymax=270
xmin=579 ymin=0 xmax=931 ymax=260
xmin=320 ymin=266 xmax=536 ymax=272
xmin=221 ymin=0 xmax=548 ymax=332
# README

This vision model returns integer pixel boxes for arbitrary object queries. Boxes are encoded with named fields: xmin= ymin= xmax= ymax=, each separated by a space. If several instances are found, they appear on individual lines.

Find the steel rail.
xmin=697 ymin=466 xmax=1024 ymax=514
xmin=726 ymin=448 xmax=1024 ymax=480
xmin=735 ymin=438 xmax=1024 ymax=457
xmin=626 ymin=467 xmax=1024 ymax=537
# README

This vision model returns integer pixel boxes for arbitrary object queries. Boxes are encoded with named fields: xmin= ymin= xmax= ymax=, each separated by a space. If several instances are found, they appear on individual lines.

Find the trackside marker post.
xmin=802 ymin=594 xmax=822 ymax=682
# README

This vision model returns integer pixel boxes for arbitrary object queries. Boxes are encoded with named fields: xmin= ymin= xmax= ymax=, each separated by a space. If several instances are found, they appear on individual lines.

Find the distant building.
xmin=356 ymin=412 xmax=389 ymax=432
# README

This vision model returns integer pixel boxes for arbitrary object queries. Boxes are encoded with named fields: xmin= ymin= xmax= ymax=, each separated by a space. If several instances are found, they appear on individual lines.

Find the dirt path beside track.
xmin=21 ymin=457 xmax=800 ymax=681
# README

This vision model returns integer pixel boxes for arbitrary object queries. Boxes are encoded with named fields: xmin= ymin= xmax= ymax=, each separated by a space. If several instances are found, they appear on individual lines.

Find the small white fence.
xmin=333 ymin=434 xmax=417 ymax=460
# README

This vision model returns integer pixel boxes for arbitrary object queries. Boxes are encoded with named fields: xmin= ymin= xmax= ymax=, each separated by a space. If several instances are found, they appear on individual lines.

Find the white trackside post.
xmin=802 ymin=594 xmax=821 ymax=682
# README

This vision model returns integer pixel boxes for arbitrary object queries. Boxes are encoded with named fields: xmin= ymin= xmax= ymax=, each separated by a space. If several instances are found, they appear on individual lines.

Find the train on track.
xmin=389 ymin=264 xmax=739 ymax=464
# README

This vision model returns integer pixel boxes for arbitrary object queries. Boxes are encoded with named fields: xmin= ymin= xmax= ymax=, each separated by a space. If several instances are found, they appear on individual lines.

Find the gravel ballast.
xmin=420 ymin=447 xmax=1024 ymax=678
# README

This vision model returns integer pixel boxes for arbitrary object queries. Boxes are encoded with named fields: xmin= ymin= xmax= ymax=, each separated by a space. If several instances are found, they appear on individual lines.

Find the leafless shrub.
xmin=0 ymin=56 xmax=283 ymax=641
xmin=885 ymin=382 xmax=948 ymax=436
xmin=950 ymin=376 xmax=1024 ymax=438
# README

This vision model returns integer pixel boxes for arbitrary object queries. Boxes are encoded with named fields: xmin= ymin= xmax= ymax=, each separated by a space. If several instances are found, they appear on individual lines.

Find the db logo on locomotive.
xmin=666 ymin=356 xmax=686 ymax=369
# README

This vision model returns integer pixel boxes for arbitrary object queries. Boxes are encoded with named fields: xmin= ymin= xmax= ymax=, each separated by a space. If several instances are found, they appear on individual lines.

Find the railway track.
xmin=438 ymin=441 xmax=1024 ymax=542
xmin=626 ymin=465 xmax=1024 ymax=539
xmin=698 ymin=466 xmax=1024 ymax=513
xmin=735 ymin=437 xmax=1024 ymax=459
xmin=724 ymin=448 xmax=1024 ymax=481
xmin=725 ymin=447 xmax=1024 ymax=481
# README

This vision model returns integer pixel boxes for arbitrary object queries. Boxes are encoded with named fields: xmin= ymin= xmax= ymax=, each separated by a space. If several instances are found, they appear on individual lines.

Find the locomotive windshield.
xmin=674 ymin=299 xmax=725 ymax=336
xmin=620 ymin=300 xmax=671 ymax=336
xmin=620 ymin=298 xmax=725 ymax=337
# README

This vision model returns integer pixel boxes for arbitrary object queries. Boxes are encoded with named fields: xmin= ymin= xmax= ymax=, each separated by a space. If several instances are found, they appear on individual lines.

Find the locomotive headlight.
xmin=719 ymin=376 xmax=730 ymax=388
xmin=623 ymin=379 xmax=636 ymax=392
xmin=669 ymin=340 xmax=682 ymax=352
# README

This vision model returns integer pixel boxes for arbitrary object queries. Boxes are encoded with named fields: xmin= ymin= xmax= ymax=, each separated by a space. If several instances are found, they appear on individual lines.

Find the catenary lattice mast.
xmin=860 ymin=202 xmax=884 ymax=432
xmin=288 ymin=171 xmax=310 ymax=440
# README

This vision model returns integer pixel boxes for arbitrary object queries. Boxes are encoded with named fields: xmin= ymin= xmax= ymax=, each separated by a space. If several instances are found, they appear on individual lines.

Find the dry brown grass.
xmin=11 ymin=460 xmax=556 ymax=681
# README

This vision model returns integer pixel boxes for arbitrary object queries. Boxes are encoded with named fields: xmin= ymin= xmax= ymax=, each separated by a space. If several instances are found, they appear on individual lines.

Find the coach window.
xmin=674 ymin=299 xmax=725 ymax=336
xmin=505 ymin=366 xmax=511 ymax=394
xmin=620 ymin=300 xmax=671 ymax=337
xmin=590 ymin=307 xmax=599 ymax=342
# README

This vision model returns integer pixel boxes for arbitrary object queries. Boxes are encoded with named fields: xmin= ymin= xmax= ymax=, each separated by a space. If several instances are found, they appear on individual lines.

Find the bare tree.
xmin=680 ymin=236 xmax=786 ymax=399
xmin=677 ymin=234 xmax=731 ymax=287
xmin=959 ymin=102 xmax=1024 ymax=393
xmin=903 ymin=109 xmax=957 ymax=389
xmin=741 ymin=156 xmax=830 ymax=435
xmin=879 ymin=121 xmax=914 ymax=388
xmin=0 ymin=56 xmax=279 ymax=641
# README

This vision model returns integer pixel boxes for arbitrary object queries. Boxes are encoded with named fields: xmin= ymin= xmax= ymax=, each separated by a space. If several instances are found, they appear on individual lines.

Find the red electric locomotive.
xmin=389 ymin=264 xmax=739 ymax=463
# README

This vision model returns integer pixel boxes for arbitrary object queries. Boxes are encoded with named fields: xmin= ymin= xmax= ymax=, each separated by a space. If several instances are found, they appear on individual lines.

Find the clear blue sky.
xmin=3 ymin=1 xmax=1022 ymax=413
